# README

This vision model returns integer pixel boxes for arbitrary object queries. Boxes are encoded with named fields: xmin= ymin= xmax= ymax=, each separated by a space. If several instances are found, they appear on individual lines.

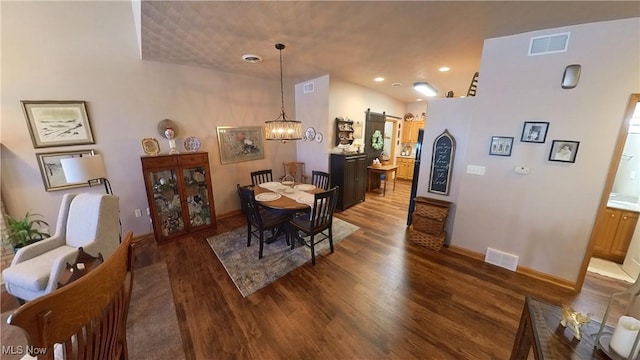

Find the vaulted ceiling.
xmin=140 ymin=1 xmax=639 ymax=103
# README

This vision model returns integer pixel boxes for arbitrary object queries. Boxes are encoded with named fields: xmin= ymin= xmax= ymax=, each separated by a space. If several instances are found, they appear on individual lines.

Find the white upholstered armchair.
xmin=2 ymin=193 xmax=120 ymax=302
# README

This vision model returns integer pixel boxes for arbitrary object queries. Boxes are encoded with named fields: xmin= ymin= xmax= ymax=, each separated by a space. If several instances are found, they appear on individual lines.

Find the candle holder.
xmin=596 ymin=276 xmax=640 ymax=359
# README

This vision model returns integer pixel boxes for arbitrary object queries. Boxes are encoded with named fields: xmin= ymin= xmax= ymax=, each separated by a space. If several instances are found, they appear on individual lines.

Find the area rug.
xmin=588 ymin=257 xmax=635 ymax=283
xmin=207 ymin=218 xmax=359 ymax=297
xmin=0 ymin=261 xmax=184 ymax=360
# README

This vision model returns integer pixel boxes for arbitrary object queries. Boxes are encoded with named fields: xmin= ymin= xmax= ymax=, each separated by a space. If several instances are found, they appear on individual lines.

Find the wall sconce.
xmin=60 ymin=154 xmax=113 ymax=194
xmin=413 ymin=82 xmax=438 ymax=97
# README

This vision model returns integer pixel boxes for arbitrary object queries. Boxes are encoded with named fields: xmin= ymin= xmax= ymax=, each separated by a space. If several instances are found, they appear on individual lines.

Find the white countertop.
xmin=607 ymin=200 xmax=640 ymax=212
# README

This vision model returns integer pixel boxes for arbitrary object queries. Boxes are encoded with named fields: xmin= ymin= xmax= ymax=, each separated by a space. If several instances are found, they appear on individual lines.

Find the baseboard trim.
xmin=447 ymin=245 xmax=577 ymax=292
xmin=217 ymin=209 xmax=242 ymax=219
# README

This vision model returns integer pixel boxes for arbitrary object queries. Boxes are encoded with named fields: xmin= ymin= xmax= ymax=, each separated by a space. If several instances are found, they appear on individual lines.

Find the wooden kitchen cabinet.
xmin=330 ymin=153 xmax=367 ymax=210
xmin=141 ymin=152 xmax=217 ymax=243
xmin=401 ymin=120 xmax=425 ymax=143
xmin=396 ymin=157 xmax=415 ymax=180
xmin=592 ymin=207 xmax=639 ymax=263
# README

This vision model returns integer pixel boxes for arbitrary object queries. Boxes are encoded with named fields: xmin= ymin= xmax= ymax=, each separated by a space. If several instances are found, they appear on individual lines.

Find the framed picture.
xmin=36 ymin=149 xmax=98 ymax=191
xmin=549 ymin=140 xmax=580 ymax=163
xmin=216 ymin=126 xmax=265 ymax=164
xmin=489 ymin=136 xmax=514 ymax=156
xmin=520 ymin=121 xmax=549 ymax=143
xmin=22 ymin=100 xmax=94 ymax=148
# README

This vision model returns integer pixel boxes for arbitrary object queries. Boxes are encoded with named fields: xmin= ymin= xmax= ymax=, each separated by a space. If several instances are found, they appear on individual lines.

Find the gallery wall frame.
xmin=22 ymin=100 xmax=95 ymax=148
xmin=520 ymin=121 xmax=549 ymax=143
xmin=216 ymin=126 xmax=265 ymax=164
xmin=489 ymin=136 xmax=514 ymax=156
xmin=36 ymin=149 xmax=99 ymax=191
xmin=549 ymin=140 xmax=580 ymax=163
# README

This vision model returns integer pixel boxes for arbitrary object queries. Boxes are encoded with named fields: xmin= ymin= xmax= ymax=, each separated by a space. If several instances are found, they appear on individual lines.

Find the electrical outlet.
xmin=146 ymin=207 xmax=150 ymax=215
xmin=134 ymin=209 xmax=142 ymax=217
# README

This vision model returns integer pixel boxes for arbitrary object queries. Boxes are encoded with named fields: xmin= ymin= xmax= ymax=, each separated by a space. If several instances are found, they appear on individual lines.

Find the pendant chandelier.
xmin=264 ymin=43 xmax=303 ymax=142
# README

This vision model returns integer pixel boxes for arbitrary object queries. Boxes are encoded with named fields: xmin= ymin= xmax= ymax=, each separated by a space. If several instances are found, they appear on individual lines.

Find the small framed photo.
xmin=22 ymin=100 xmax=95 ymax=148
xmin=36 ymin=149 xmax=98 ymax=191
xmin=216 ymin=126 xmax=265 ymax=164
xmin=520 ymin=121 xmax=549 ymax=143
xmin=549 ymin=140 xmax=580 ymax=163
xmin=489 ymin=136 xmax=514 ymax=156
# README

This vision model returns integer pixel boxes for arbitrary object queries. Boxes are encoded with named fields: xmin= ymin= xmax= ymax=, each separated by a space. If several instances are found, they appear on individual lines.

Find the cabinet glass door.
xmin=150 ymin=169 xmax=184 ymax=237
xmin=183 ymin=167 xmax=212 ymax=228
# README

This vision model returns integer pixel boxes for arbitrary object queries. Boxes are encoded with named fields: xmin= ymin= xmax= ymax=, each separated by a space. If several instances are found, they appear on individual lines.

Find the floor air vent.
xmin=528 ymin=32 xmax=570 ymax=56
xmin=485 ymin=248 xmax=519 ymax=271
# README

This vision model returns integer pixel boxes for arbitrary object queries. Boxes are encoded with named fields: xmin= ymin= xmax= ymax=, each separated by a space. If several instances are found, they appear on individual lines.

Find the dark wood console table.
xmin=510 ymin=296 xmax=611 ymax=359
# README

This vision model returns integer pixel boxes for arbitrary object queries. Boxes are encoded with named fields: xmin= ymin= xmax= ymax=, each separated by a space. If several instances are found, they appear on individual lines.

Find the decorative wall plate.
xmin=141 ymin=138 xmax=160 ymax=155
xmin=184 ymin=136 xmax=202 ymax=152
xmin=315 ymin=133 xmax=323 ymax=143
xmin=305 ymin=127 xmax=316 ymax=141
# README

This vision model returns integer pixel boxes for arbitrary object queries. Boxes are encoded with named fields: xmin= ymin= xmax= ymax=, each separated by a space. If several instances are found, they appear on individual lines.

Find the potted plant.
xmin=4 ymin=211 xmax=50 ymax=251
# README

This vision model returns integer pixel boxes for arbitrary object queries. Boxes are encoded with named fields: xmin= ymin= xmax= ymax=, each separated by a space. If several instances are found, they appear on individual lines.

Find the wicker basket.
xmin=407 ymin=226 xmax=445 ymax=251
xmin=412 ymin=213 xmax=444 ymax=235
xmin=413 ymin=197 xmax=451 ymax=221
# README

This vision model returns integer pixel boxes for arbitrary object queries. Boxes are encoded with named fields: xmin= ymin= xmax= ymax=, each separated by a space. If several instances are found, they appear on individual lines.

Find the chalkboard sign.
xmin=428 ymin=129 xmax=455 ymax=195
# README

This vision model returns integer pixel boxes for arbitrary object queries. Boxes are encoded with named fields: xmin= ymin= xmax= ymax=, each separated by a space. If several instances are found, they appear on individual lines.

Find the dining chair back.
xmin=237 ymin=185 xmax=291 ymax=259
xmin=282 ymin=162 xmax=307 ymax=183
xmin=251 ymin=169 xmax=273 ymax=186
xmin=290 ymin=186 xmax=339 ymax=265
xmin=7 ymin=232 xmax=136 ymax=360
xmin=311 ymin=170 xmax=331 ymax=190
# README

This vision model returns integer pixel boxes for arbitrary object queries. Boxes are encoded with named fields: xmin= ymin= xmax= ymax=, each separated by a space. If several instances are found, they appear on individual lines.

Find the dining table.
xmin=252 ymin=181 xmax=324 ymax=243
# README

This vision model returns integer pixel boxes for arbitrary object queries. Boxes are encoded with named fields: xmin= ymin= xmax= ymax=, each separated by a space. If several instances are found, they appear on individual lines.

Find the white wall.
xmin=1 ymin=2 xmax=297 ymax=237
xmin=421 ymin=18 xmax=640 ymax=282
xmin=295 ymin=75 xmax=331 ymax=174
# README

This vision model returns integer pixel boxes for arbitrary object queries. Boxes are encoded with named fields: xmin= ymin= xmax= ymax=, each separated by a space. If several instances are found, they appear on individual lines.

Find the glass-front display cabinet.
xmin=141 ymin=152 xmax=216 ymax=243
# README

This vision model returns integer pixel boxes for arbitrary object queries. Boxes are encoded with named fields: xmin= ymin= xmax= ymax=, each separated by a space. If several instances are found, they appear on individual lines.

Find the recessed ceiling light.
xmin=392 ymin=83 xmax=402 ymax=87
xmin=242 ymin=54 xmax=263 ymax=63
xmin=374 ymin=77 xmax=385 ymax=82
xmin=416 ymin=99 xmax=424 ymax=102
xmin=439 ymin=67 xmax=450 ymax=72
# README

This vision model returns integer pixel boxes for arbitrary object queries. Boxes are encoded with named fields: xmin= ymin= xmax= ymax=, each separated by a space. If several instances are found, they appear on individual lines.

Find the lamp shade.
xmin=60 ymin=155 xmax=107 ymax=183
xmin=413 ymin=82 xmax=438 ymax=97
xmin=265 ymin=119 xmax=303 ymax=141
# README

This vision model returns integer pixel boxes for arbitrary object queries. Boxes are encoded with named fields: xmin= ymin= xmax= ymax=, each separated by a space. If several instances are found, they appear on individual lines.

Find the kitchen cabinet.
xmin=330 ymin=153 xmax=367 ymax=210
xmin=141 ymin=152 xmax=216 ymax=243
xmin=335 ymin=118 xmax=355 ymax=146
xmin=401 ymin=120 xmax=425 ymax=143
xmin=396 ymin=157 xmax=415 ymax=180
xmin=592 ymin=207 xmax=639 ymax=263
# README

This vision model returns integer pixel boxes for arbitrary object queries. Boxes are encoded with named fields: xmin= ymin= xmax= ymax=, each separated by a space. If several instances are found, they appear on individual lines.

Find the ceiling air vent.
xmin=303 ymin=82 xmax=314 ymax=94
xmin=528 ymin=32 xmax=570 ymax=56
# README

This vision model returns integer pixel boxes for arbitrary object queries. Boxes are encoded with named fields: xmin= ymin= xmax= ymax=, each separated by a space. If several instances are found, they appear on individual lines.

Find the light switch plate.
xmin=466 ymin=165 xmax=486 ymax=176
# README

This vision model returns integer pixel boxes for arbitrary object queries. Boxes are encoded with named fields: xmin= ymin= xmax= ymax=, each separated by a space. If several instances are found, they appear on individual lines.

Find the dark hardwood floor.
xmin=1 ymin=179 xmax=630 ymax=359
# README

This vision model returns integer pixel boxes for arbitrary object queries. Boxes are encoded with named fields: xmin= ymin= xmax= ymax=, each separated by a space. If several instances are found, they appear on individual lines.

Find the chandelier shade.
xmin=265 ymin=43 xmax=303 ymax=142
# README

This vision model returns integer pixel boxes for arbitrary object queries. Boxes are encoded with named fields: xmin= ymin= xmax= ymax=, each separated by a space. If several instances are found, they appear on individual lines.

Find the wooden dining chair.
xmin=237 ymin=185 xmax=291 ymax=259
xmin=7 ymin=232 xmax=136 ymax=360
xmin=311 ymin=170 xmax=331 ymax=190
xmin=289 ymin=186 xmax=339 ymax=265
xmin=282 ymin=162 xmax=307 ymax=183
xmin=251 ymin=169 xmax=273 ymax=186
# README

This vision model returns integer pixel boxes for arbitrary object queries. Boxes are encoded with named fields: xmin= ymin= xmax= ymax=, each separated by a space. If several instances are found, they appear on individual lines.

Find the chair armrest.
xmin=11 ymin=235 xmax=66 ymax=265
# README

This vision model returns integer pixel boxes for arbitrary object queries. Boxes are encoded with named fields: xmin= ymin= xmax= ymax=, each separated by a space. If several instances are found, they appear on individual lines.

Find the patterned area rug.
xmin=207 ymin=218 xmax=359 ymax=297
